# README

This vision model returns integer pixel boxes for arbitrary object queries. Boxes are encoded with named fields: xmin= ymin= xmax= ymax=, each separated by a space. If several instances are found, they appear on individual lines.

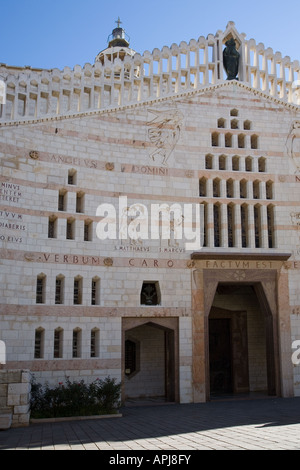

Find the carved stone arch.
xmin=191 ymin=253 xmax=293 ymax=402
xmin=122 ymin=317 xmax=179 ymax=403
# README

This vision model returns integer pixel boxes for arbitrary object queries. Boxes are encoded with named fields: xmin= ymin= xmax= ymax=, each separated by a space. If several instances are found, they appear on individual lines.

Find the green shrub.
xmin=30 ymin=375 xmax=121 ymax=419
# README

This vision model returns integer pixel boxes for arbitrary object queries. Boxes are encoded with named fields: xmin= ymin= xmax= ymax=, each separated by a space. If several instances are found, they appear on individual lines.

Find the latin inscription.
xmin=0 ymin=209 xmax=25 ymax=244
xmin=204 ymin=260 xmax=274 ymax=269
xmin=51 ymin=154 xmax=98 ymax=169
xmin=0 ymin=183 xmax=23 ymax=203
xmin=121 ymin=164 xmax=169 ymax=176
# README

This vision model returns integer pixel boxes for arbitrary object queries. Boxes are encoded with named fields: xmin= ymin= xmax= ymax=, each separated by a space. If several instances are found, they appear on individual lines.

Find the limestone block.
xmin=0 ymin=412 xmax=12 ymax=430
xmin=7 ymin=394 xmax=20 ymax=406
xmin=13 ymin=404 xmax=30 ymax=415
xmin=8 ymin=383 xmax=29 ymax=395
xmin=0 ymin=383 xmax=7 ymax=397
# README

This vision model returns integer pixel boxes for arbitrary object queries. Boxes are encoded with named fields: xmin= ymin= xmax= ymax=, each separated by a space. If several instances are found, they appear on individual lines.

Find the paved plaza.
xmin=1 ymin=397 xmax=300 ymax=451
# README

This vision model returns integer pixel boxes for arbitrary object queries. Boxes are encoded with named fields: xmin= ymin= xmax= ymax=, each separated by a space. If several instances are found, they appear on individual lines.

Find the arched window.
xmin=241 ymin=204 xmax=249 ymax=248
xmin=72 ymin=328 xmax=82 ymax=358
xmin=232 ymin=156 xmax=240 ymax=171
xmin=227 ymin=204 xmax=235 ymax=248
xmin=244 ymin=120 xmax=251 ymax=130
xmin=253 ymin=180 xmax=260 ymax=199
xmin=218 ymin=118 xmax=226 ymax=128
xmin=66 ymin=218 xmax=75 ymax=240
xmin=266 ymin=181 xmax=273 ymax=200
xmin=219 ymin=155 xmax=227 ymax=170
xmin=245 ymin=156 xmax=253 ymax=172
xmin=258 ymin=157 xmax=266 ymax=172
xmin=91 ymin=328 xmax=100 ymax=358
xmin=213 ymin=178 xmax=221 ymax=197
xmin=68 ymin=169 xmax=77 ymax=185
xmin=91 ymin=277 xmax=100 ymax=305
xmin=267 ymin=205 xmax=275 ymax=248
xmin=48 ymin=216 xmax=57 ymax=239
xmin=211 ymin=132 xmax=219 ymax=147
xmin=76 ymin=192 xmax=85 ymax=213
xmin=58 ymin=190 xmax=67 ymax=211
xmin=240 ymin=179 xmax=247 ymax=198
xmin=251 ymin=134 xmax=259 ymax=149
xmin=55 ymin=275 xmax=64 ymax=305
xmin=213 ymin=204 xmax=221 ymax=247
xmin=254 ymin=204 xmax=262 ymax=248
xmin=231 ymin=119 xmax=239 ymax=129
xmin=34 ymin=328 xmax=45 ymax=359
xmin=36 ymin=274 xmax=46 ymax=304
xmin=225 ymin=133 xmax=233 ymax=147
xmin=84 ymin=219 xmax=93 ymax=241
xmin=205 ymin=154 xmax=213 ymax=169
xmin=74 ymin=276 xmax=83 ymax=305
xmin=202 ymin=202 xmax=208 ymax=247
xmin=54 ymin=328 xmax=63 ymax=358
xmin=199 ymin=177 xmax=207 ymax=197
xmin=238 ymin=133 xmax=245 ymax=148
xmin=226 ymin=179 xmax=234 ymax=198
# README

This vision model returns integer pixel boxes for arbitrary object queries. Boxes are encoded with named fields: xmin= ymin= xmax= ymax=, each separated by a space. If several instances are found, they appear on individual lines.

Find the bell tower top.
xmin=95 ymin=17 xmax=136 ymax=64
xmin=108 ymin=17 xmax=130 ymax=48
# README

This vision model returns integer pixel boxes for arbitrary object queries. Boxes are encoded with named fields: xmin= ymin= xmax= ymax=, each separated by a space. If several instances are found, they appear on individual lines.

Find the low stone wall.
xmin=0 ymin=369 xmax=31 ymax=429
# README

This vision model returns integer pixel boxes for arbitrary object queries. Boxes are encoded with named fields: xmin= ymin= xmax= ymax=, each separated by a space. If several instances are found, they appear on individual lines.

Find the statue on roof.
xmin=223 ymin=38 xmax=240 ymax=80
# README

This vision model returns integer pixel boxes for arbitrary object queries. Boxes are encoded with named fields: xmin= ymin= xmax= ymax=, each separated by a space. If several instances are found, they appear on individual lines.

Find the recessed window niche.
xmin=140 ymin=282 xmax=161 ymax=306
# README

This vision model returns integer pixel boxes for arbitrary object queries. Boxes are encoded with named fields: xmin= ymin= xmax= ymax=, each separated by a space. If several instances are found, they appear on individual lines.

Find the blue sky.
xmin=1 ymin=0 xmax=299 ymax=70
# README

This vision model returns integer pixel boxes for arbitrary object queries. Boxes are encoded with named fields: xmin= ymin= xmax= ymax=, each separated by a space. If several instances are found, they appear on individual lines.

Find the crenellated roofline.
xmin=0 ymin=22 xmax=299 ymax=124
xmin=0 ymin=80 xmax=299 ymax=129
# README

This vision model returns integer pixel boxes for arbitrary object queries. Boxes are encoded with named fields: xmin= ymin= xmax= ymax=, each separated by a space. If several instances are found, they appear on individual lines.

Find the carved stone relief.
xmin=286 ymin=121 xmax=300 ymax=172
xmin=147 ymin=104 xmax=183 ymax=166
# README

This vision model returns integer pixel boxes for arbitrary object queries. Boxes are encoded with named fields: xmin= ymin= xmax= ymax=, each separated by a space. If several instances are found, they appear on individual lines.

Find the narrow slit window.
xmin=48 ymin=216 xmax=57 ymax=239
xmin=74 ymin=277 xmax=83 ymax=305
xmin=55 ymin=276 xmax=64 ymax=304
xmin=254 ymin=205 xmax=262 ymax=248
xmin=91 ymin=277 xmax=100 ymax=305
xmin=267 ymin=205 xmax=275 ymax=248
xmin=227 ymin=204 xmax=235 ymax=248
xmin=91 ymin=329 xmax=100 ymax=358
xmin=36 ymin=275 xmax=46 ymax=304
xmin=241 ymin=204 xmax=249 ymax=248
xmin=34 ymin=328 xmax=44 ymax=359
xmin=72 ymin=328 xmax=82 ymax=358
xmin=213 ymin=204 xmax=221 ymax=247
xmin=54 ymin=328 xmax=63 ymax=358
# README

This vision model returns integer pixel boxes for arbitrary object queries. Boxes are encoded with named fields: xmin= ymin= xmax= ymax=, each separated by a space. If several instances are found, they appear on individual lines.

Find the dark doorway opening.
xmin=209 ymin=318 xmax=233 ymax=395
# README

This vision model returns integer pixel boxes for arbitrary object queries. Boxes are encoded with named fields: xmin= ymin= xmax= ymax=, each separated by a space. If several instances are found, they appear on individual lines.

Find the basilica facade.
xmin=0 ymin=21 xmax=300 ymax=403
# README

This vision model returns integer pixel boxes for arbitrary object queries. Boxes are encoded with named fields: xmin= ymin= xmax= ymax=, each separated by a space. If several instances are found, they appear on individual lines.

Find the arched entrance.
xmin=205 ymin=278 xmax=280 ymax=400
xmin=190 ymin=253 xmax=294 ymax=402
xmin=122 ymin=318 xmax=179 ymax=403
xmin=208 ymin=283 xmax=273 ymax=398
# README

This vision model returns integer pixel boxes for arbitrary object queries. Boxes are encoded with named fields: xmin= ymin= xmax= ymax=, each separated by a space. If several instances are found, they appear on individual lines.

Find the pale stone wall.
xmin=0 ymin=22 xmax=299 ymax=402
xmin=0 ymin=369 xmax=31 ymax=428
